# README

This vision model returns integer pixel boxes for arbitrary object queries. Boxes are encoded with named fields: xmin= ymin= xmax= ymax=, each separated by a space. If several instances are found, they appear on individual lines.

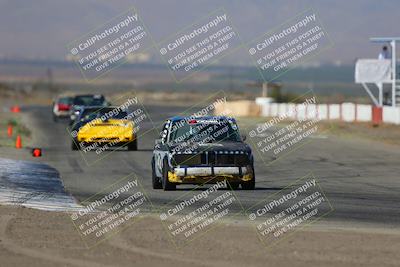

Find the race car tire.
xmin=227 ymin=181 xmax=240 ymax=190
xmin=241 ymin=165 xmax=255 ymax=190
xmin=127 ymin=139 xmax=138 ymax=151
xmin=152 ymin=157 xmax=162 ymax=189
xmin=71 ymin=140 xmax=80 ymax=150
xmin=162 ymin=158 xmax=176 ymax=191
xmin=53 ymin=115 xmax=58 ymax=122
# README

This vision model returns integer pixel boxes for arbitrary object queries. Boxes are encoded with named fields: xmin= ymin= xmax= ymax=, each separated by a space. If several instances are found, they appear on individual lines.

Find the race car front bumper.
xmin=168 ymin=166 xmax=253 ymax=184
xmin=54 ymin=110 xmax=70 ymax=117
xmin=175 ymin=166 xmax=248 ymax=176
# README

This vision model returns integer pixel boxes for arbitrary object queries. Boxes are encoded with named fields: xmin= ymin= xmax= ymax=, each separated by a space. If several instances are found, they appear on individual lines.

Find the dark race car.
xmin=69 ymin=94 xmax=109 ymax=124
xmin=151 ymin=116 xmax=255 ymax=191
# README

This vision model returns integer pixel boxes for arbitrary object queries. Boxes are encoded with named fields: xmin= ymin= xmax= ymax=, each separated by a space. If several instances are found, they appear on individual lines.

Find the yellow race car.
xmin=71 ymin=107 xmax=137 ymax=151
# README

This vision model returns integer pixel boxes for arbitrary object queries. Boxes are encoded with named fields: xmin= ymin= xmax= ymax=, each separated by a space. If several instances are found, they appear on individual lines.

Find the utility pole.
xmin=262 ymin=82 xmax=268 ymax=97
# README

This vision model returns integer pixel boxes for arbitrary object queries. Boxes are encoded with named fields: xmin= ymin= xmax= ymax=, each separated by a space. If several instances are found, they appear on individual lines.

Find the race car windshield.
xmin=169 ymin=120 xmax=241 ymax=143
xmin=58 ymin=97 xmax=73 ymax=104
xmin=73 ymin=95 xmax=105 ymax=106
xmin=81 ymin=108 xmax=128 ymax=122
xmin=99 ymin=109 xmax=128 ymax=119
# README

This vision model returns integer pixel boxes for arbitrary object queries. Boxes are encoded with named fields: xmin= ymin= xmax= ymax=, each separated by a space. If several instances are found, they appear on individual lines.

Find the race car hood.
xmin=82 ymin=118 xmax=131 ymax=127
xmin=78 ymin=118 xmax=133 ymax=136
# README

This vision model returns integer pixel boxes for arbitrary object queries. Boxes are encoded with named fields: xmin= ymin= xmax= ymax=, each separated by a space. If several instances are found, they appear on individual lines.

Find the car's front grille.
xmin=91 ymin=137 xmax=119 ymax=141
xmin=173 ymin=151 xmax=249 ymax=166
xmin=211 ymin=153 xmax=249 ymax=166
xmin=211 ymin=154 xmax=235 ymax=165
xmin=172 ymin=154 xmax=205 ymax=166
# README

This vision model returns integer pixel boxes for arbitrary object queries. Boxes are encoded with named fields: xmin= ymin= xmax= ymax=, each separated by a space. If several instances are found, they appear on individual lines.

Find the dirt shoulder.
xmin=237 ymin=116 xmax=400 ymax=147
xmin=0 ymin=205 xmax=399 ymax=267
xmin=0 ymin=111 xmax=32 ymax=149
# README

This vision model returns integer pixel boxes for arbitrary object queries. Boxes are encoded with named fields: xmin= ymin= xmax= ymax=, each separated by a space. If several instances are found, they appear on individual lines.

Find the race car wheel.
xmin=127 ymin=139 xmax=138 ymax=151
xmin=152 ymin=157 xmax=162 ymax=189
xmin=53 ymin=115 xmax=58 ymax=122
xmin=162 ymin=158 xmax=176 ymax=191
xmin=227 ymin=181 xmax=240 ymax=190
xmin=241 ymin=165 xmax=255 ymax=190
xmin=71 ymin=140 xmax=80 ymax=150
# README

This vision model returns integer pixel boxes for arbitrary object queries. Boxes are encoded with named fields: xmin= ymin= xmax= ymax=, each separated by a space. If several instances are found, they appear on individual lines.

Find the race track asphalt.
xmin=23 ymin=104 xmax=400 ymax=227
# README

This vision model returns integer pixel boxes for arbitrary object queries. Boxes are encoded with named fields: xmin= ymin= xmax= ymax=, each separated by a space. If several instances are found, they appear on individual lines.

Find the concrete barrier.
xmin=270 ymin=103 xmax=279 ymax=117
xmin=214 ymin=100 xmax=261 ymax=117
xmin=278 ymin=103 xmax=288 ymax=117
xmin=342 ymin=103 xmax=356 ymax=122
xmin=297 ymin=103 xmax=307 ymax=120
xmin=260 ymin=102 xmax=270 ymax=117
xmin=328 ymin=104 xmax=341 ymax=120
xmin=255 ymin=97 xmax=274 ymax=106
xmin=307 ymin=104 xmax=318 ymax=120
xmin=356 ymin=104 xmax=372 ymax=122
xmin=287 ymin=103 xmax=297 ymax=119
xmin=383 ymin=106 xmax=400 ymax=124
xmin=318 ymin=104 xmax=329 ymax=120
xmin=228 ymin=100 xmax=400 ymax=125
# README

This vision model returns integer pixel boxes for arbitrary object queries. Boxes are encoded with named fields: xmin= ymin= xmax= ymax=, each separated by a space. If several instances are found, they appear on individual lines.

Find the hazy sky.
xmin=0 ymin=0 xmax=399 ymax=65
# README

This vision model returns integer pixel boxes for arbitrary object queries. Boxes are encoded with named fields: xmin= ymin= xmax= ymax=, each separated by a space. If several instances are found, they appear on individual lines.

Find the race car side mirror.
xmin=241 ymin=135 xmax=247 ymax=141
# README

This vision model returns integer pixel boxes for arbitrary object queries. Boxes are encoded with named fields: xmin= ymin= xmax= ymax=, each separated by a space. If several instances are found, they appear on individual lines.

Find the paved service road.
xmin=24 ymin=104 xmax=400 ymax=227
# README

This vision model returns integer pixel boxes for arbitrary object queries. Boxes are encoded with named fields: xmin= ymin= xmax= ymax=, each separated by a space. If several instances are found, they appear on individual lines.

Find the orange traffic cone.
xmin=7 ymin=125 xmax=13 ymax=137
xmin=15 ymin=135 xmax=22 ymax=149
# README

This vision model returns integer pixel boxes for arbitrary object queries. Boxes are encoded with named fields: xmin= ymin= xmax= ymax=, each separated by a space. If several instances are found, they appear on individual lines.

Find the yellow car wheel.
xmin=241 ymin=165 xmax=255 ymax=190
xmin=162 ymin=158 xmax=176 ymax=191
xmin=127 ymin=139 xmax=137 ymax=151
xmin=71 ymin=140 xmax=80 ymax=151
xmin=228 ymin=181 xmax=240 ymax=190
